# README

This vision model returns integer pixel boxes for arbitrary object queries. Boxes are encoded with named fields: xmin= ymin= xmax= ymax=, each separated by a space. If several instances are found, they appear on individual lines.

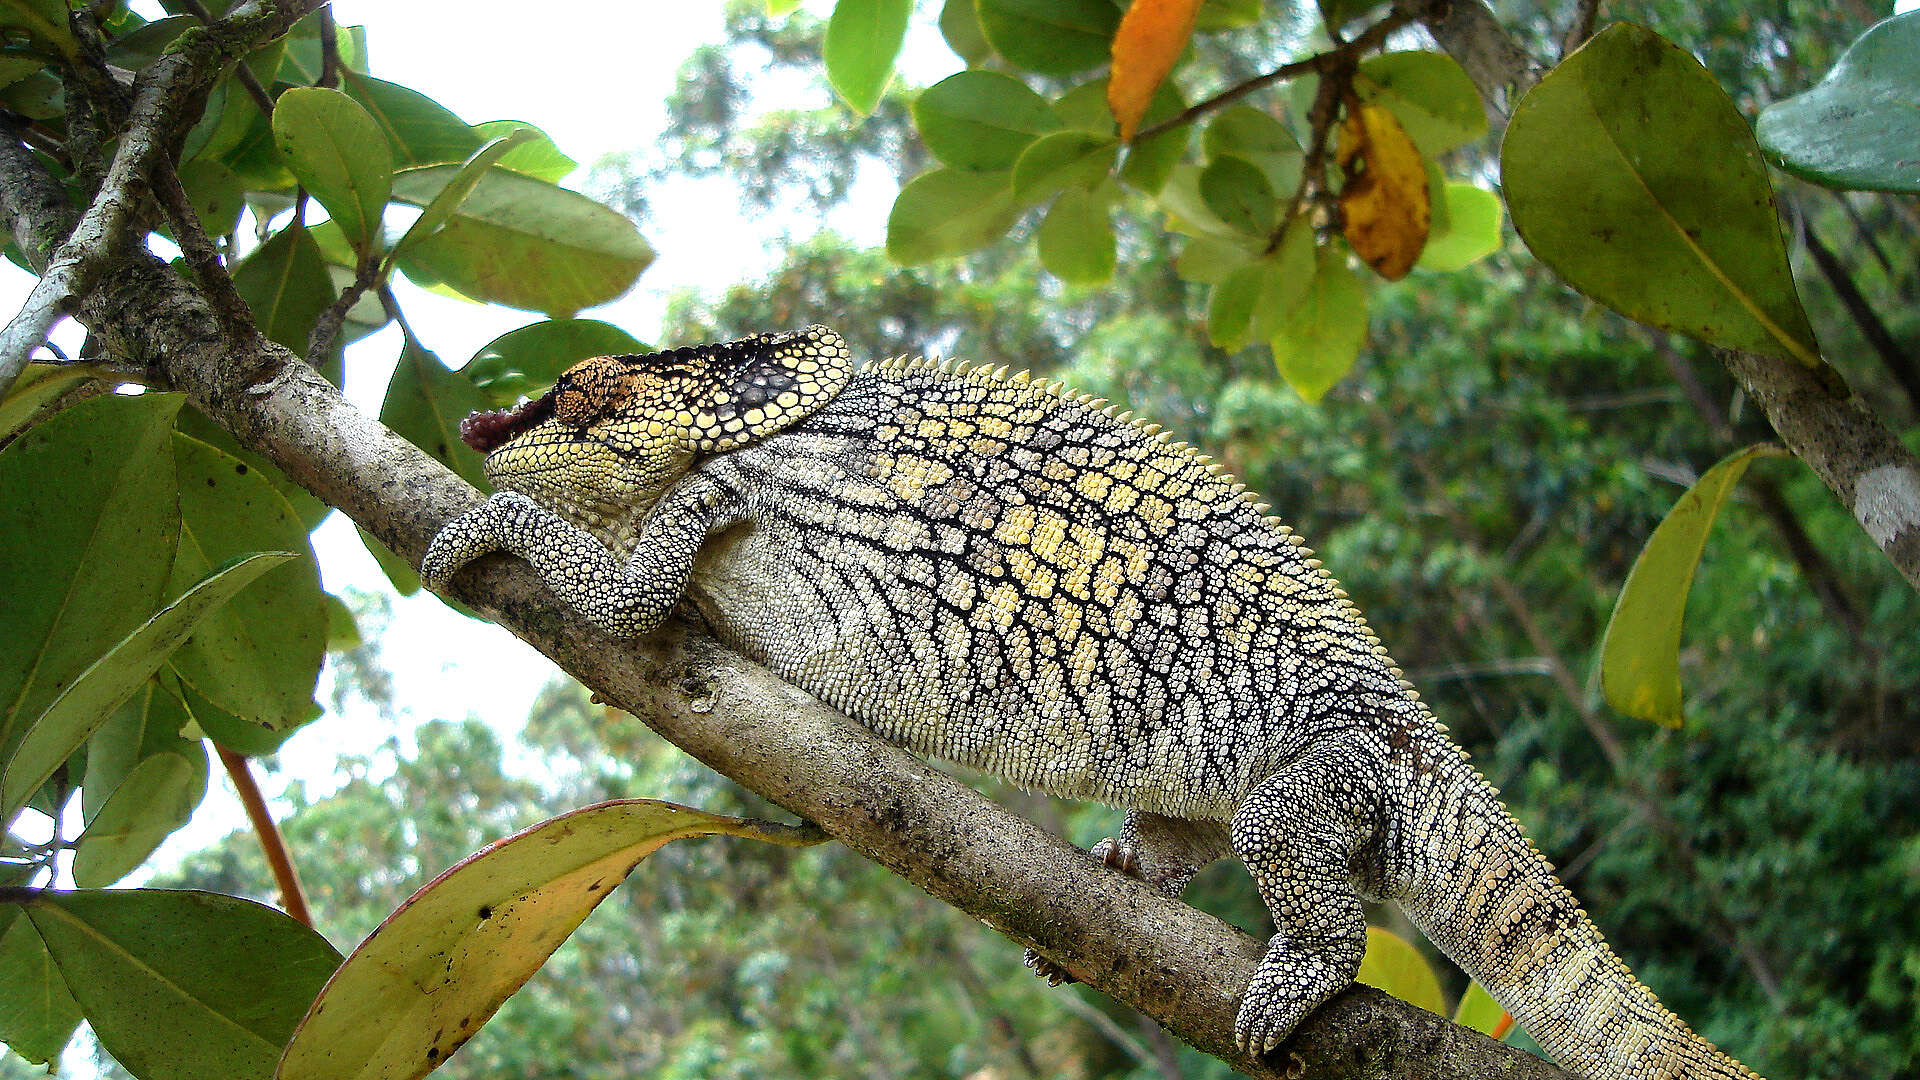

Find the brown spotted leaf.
xmin=1336 ymin=103 xmax=1430 ymax=280
xmin=276 ymin=799 xmax=824 ymax=1080
xmin=1108 ymin=0 xmax=1202 ymax=141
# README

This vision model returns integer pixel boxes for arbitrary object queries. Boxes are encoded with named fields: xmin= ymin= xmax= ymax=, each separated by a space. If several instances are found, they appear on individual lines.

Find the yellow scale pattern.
xmin=421 ymin=326 xmax=1768 ymax=1080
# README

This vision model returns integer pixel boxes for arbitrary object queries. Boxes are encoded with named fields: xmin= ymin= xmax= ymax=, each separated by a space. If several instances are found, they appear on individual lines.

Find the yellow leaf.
xmin=1336 ymin=103 xmax=1431 ymax=280
xmin=1355 ymin=926 xmax=1448 ymax=1016
xmin=1108 ymin=0 xmax=1202 ymax=141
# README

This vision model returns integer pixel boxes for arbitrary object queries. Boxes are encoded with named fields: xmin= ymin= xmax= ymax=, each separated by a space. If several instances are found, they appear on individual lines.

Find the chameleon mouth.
xmin=460 ymin=393 xmax=556 ymax=455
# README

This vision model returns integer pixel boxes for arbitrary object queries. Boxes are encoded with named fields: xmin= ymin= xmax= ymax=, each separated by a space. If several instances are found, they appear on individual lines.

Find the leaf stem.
xmin=216 ymin=746 xmax=312 ymax=928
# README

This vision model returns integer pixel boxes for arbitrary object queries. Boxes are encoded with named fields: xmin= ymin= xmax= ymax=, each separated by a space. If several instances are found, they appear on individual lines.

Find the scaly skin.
xmin=422 ymin=326 xmax=1765 ymax=1079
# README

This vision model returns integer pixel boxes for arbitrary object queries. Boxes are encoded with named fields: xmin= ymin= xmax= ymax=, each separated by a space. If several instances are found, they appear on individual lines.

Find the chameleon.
xmin=420 ymin=324 xmax=1765 ymax=1080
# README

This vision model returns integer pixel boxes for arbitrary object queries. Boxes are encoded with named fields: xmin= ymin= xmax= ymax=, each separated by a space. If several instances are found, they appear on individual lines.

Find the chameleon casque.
xmin=421 ymin=325 xmax=1763 ymax=1080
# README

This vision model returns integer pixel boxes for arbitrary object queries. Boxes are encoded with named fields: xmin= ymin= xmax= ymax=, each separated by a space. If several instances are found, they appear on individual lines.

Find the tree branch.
xmin=0 ymin=162 xmax=1570 ymax=1080
xmin=1717 ymin=348 xmax=1920 ymax=591
xmin=0 ymin=0 xmax=331 ymax=399
xmin=1419 ymin=0 xmax=1542 ymax=121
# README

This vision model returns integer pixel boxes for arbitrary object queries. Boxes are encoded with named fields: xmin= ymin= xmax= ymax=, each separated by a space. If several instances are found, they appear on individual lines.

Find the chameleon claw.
xmin=1023 ymin=948 xmax=1074 ymax=986
xmin=1091 ymin=837 xmax=1142 ymax=878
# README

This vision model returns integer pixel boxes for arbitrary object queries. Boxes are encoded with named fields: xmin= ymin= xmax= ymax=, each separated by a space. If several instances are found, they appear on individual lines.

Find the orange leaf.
xmin=1108 ymin=0 xmax=1202 ymax=141
xmin=1337 ymin=103 xmax=1431 ymax=280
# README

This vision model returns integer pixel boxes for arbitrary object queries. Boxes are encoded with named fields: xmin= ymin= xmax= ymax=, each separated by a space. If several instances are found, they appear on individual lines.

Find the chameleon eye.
xmin=550 ymin=356 xmax=634 ymax=427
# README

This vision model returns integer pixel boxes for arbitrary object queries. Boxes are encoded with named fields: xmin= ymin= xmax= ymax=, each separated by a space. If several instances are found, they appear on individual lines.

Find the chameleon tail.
xmin=1394 ymin=751 xmax=1764 ymax=1080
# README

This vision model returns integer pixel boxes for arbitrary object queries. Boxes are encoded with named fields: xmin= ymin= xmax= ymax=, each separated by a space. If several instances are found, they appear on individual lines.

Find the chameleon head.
xmin=458 ymin=324 xmax=853 ymax=551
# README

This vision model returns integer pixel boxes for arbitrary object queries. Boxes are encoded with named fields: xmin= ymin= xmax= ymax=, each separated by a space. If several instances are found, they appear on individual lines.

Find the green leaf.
xmin=0 ymin=394 xmax=182 ymax=768
xmin=825 ymin=0 xmax=911 ymax=115
xmin=2 ymin=553 xmax=292 ymax=824
xmin=174 ymin=158 xmax=245 ymax=239
xmin=1118 ymin=79 xmax=1190 ymax=195
xmin=1011 ymin=130 xmax=1119 ymax=204
xmin=358 ymin=524 xmax=422 ymax=598
xmin=463 ymin=319 xmax=647 ymax=407
xmin=977 ymin=0 xmax=1119 ymax=75
xmin=1204 ymin=221 xmax=1315 ymax=353
xmin=1755 ymin=12 xmax=1920 ymax=194
xmin=1197 ymin=0 xmax=1261 ymax=31
xmin=0 ymin=912 xmax=80 ymax=1065
xmin=12 ymin=889 xmax=341 ymax=1080
xmin=938 ymin=0 xmax=992 ymax=64
xmin=381 ymin=339 xmax=493 ymax=489
xmin=1600 ymin=444 xmax=1788 ymax=728
xmin=226 ymin=108 xmax=297 ymax=192
xmin=1248 ymin=223 xmax=1316 ymax=342
xmin=1038 ymin=186 xmax=1116 ymax=284
xmin=343 ymin=71 xmax=485 ymax=168
xmin=174 ymin=407 xmax=331 ymax=531
xmin=1202 ymin=105 xmax=1300 ymax=159
xmin=1268 ymin=248 xmax=1366 ymax=403
xmin=278 ymin=800 xmax=823 ymax=1080
xmin=232 ymin=224 xmax=336 ymax=358
xmin=1502 ymin=24 xmax=1820 ymax=365
xmin=0 ymin=0 xmax=75 ymax=58
xmin=0 ymin=361 xmax=88 ymax=441
xmin=391 ymin=128 xmax=541 ymax=263
xmin=165 ymin=434 xmax=327 ymax=738
xmin=1176 ymin=233 xmax=1259 ymax=285
xmin=1453 ymin=979 xmax=1509 ymax=1037
xmin=104 ymin=15 xmax=193 ymax=70
xmin=169 ymin=674 xmax=308 ymax=758
xmin=71 ymin=749 xmax=207 ymax=887
xmin=81 ymin=678 xmax=198 ymax=823
xmin=1156 ymin=163 xmax=1240 ymax=238
xmin=472 ymin=120 xmax=576 ymax=183
xmin=1416 ymin=182 xmax=1502 ymax=271
xmin=914 ymin=71 xmax=1062 ymax=172
xmin=1052 ymin=79 xmax=1114 ymax=131
xmin=1199 ymin=154 xmax=1278 ymax=238
xmin=886 ymin=168 xmax=1020 ymax=264
xmin=1355 ymin=926 xmax=1447 ymax=1016
xmin=390 ymin=165 xmax=653 ymax=317
xmin=1207 ymin=260 xmax=1265 ymax=352
xmin=324 ymin=593 xmax=361 ymax=652
xmin=1355 ymin=51 xmax=1488 ymax=156
xmin=272 ymin=87 xmax=394 ymax=253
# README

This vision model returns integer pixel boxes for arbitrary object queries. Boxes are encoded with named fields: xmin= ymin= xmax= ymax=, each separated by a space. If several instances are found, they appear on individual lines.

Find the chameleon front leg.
xmin=420 ymin=479 xmax=746 ymax=638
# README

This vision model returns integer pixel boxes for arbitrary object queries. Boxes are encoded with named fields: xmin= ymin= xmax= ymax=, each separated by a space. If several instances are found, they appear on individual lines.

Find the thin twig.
xmin=318 ymin=7 xmax=341 ymax=89
xmin=0 ymin=0 xmax=332 ymax=399
xmin=217 ymin=745 xmax=313 ymax=928
xmin=151 ymin=157 xmax=253 ymax=329
xmin=1559 ymin=0 xmax=1604 ymax=61
xmin=305 ymin=247 xmax=382 ymax=366
xmin=1265 ymin=68 xmax=1346 ymax=255
xmin=1131 ymin=2 xmax=1425 ymax=144
xmin=178 ymin=0 xmax=275 ymax=115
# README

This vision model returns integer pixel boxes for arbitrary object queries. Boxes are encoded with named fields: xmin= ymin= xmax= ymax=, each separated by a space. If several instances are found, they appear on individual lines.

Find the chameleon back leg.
xmin=1229 ymin=746 xmax=1381 ymax=1053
